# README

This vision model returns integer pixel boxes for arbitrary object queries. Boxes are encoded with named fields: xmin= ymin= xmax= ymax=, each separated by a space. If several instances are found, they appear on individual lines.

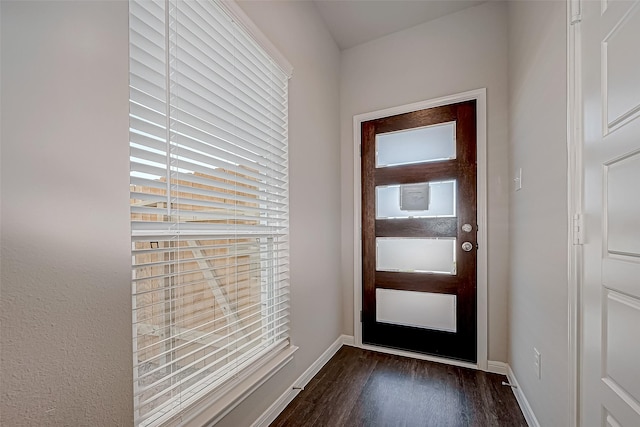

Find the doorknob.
xmin=462 ymin=242 xmax=473 ymax=252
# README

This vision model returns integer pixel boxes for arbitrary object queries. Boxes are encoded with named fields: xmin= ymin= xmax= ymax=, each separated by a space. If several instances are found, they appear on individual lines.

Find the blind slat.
xmin=130 ymin=169 xmax=286 ymax=209
xmin=130 ymin=146 xmax=286 ymax=198
xmin=135 ymin=337 xmax=288 ymax=426
xmin=132 ymin=255 xmax=289 ymax=286
xmin=134 ymin=312 xmax=290 ymax=404
xmin=132 ymin=239 xmax=287 ymax=255
xmin=174 ymin=28 xmax=287 ymax=121
xmin=134 ymin=307 xmax=290 ymax=387
xmin=179 ymin=1 xmax=286 ymax=97
xmin=133 ymin=282 xmax=289 ymax=327
xmin=133 ymin=286 xmax=289 ymax=328
xmin=129 ymin=187 xmax=286 ymax=216
xmin=134 ymin=297 xmax=290 ymax=357
xmin=133 ymin=264 xmax=289 ymax=293
xmin=171 ymin=103 xmax=287 ymax=166
xmin=170 ymin=71 xmax=286 ymax=143
xmin=170 ymin=121 xmax=287 ymax=179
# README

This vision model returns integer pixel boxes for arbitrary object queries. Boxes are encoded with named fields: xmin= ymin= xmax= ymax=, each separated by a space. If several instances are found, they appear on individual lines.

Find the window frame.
xmin=128 ymin=1 xmax=295 ymax=425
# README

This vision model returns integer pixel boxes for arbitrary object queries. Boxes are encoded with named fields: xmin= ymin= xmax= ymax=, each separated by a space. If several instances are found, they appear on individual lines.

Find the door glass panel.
xmin=376 ymin=180 xmax=456 ymax=219
xmin=376 ymin=237 xmax=456 ymax=274
xmin=376 ymin=121 xmax=456 ymax=167
xmin=376 ymin=288 xmax=456 ymax=332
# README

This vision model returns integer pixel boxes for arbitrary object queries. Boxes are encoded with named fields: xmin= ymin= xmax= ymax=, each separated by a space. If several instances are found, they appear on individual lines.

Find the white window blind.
xmin=129 ymin=1 xmax=290 ymax=425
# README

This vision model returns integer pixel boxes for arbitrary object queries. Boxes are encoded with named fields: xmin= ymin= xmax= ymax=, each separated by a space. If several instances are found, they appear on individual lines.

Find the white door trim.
xmin=352 ymin=88 xmax=488 ymax=370
xmin=567 ymin=1 xmax=581 ymax=426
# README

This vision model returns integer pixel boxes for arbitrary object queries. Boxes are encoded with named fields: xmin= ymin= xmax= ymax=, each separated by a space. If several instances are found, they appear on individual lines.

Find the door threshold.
xmin=357 ymin=343 xmax=478 ymax=370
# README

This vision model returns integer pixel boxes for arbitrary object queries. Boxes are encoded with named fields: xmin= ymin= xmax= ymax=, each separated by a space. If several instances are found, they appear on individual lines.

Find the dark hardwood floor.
xmin=271 ymin=346 xmax=527 ymax=427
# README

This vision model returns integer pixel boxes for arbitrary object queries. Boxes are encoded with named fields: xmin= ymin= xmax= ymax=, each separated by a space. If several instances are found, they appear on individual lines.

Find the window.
xmin=129 ymin=1 xmax=291 ymax=425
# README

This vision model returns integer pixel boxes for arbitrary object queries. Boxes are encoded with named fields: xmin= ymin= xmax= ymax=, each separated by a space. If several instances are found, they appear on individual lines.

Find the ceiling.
xmin=313 ymin=0 xmax=487 ymax=50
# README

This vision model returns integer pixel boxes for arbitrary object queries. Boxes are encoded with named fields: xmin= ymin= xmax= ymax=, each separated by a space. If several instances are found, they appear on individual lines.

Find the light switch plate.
xmin=514 ymin=168 xmax=522 ymax=191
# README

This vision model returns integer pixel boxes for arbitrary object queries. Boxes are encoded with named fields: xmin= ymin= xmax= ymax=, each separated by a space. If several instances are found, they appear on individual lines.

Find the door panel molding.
xmin=601 ymin=2 xmax=640 ymax=134
xmin=352 ymin=88 xmax=488 ymax=370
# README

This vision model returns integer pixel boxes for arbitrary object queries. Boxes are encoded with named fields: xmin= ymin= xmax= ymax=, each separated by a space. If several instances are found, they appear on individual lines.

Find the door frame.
xmin=352 ymin=88 xmax=488 ymax=370
xmin=566 ymin=0 xmax=581 ymax=426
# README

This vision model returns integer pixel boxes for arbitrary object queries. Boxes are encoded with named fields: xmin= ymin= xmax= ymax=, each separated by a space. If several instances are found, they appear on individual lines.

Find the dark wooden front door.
xmin=361 ymin=100 xmax=477 ymax=362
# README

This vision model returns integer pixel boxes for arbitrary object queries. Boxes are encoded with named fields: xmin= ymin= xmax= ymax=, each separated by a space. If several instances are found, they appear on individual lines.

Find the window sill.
xmin=171 ymin=343 xmax=298 ymax=427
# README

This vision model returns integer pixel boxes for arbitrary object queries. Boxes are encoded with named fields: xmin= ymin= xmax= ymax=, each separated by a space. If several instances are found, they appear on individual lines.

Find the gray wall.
xmin=0 ymin=0 xmax=342 ymax=426
xmin=339 ymin=1 xmax=510 ymax=362
xmin=507 ymin=1 xmax=569 ymax=425
xmin=1 ymin=1 xmax=133 ymax=425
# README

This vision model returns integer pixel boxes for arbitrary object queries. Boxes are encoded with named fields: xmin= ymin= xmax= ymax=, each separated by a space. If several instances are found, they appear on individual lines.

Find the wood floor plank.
xmin=307 ymin=352 xmax=378 ymax=426
xmin=270 ymin=346 xmax=526 ymax=427
xmin=410 ymin=360 xmax=468 ymax=426
xmin=344 ymin=351 xmax=417 ymax=426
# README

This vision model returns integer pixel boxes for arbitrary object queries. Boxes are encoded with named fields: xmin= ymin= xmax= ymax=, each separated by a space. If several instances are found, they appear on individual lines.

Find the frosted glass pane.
xmin=376 ymin=121 xmax=456 ymax=167
xmin=376 ymin=238 xmax=456 ymax=274
xmin=376 ymin=288 xmax=456 ymax=332
xmin=376 ymin=180 xmax=456 ymax=219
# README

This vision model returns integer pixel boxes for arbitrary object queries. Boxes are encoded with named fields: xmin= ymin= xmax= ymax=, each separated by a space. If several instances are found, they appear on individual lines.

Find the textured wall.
xmin=507 ymin=1 xmax=569 ymax=425
xmin=339 ymin=1 xmax=510 ymax=362
xmin=0 ymin=1 xmax=133 ymax=425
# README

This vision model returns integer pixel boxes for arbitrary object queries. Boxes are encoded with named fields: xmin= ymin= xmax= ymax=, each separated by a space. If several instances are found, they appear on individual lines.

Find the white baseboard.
xmin=341 ymin=334 xmax=355 ymax=346
xmin=487 ymin=360 xmax=508 ymax=375
xmin=507 ymin=365 xmax=541 ymax=427
xmin=250 ymin=335 xmax=346 ymax=427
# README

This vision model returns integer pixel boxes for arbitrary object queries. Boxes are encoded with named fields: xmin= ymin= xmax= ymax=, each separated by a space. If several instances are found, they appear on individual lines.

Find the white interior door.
xmin=581 ymin=0 xmax=640 ymax=425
